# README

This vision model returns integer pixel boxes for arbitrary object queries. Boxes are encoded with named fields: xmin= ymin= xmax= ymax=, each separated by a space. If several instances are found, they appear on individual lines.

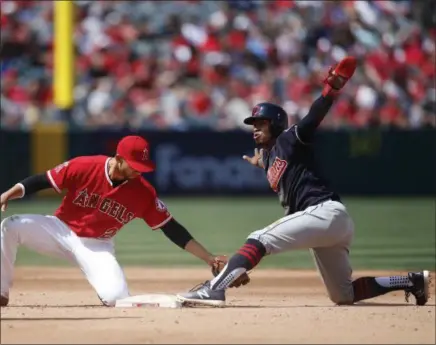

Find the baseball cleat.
xmin=0 ymin=295 xmax=9 ymax=307
xmin=176 ymin=281 xmax=226 ymax=307
xmin=405 ymin=270 xmax=431 ymax=306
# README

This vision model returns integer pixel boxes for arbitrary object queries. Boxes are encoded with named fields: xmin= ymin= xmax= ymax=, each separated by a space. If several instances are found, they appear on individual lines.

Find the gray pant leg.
xmin=311 ymin=246 xmax=354 ymax=304
xmin=248 ymin=201 xmax=353 ymax=253
xmin=248 ymin=200 xmax=355 ymax=304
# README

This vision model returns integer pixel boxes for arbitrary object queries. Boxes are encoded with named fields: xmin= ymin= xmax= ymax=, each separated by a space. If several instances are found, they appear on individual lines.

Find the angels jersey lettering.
xmin=72 ymin=190 xmax=135 ymax=225
xmin=46 ymin=155 xmax=172 ymax=238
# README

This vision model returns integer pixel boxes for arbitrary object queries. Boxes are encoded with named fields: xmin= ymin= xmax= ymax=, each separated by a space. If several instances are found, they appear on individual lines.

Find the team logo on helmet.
xmin=252 ymin=105 xmax=261 ymax=117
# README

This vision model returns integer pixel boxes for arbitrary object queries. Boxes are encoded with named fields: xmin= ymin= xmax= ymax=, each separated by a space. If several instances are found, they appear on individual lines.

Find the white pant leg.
xmin=1 ymin=214 xmax=129 ymax=306
xmin=73 ymin=237 xmax=129 ymax=306
xmin=1 ymin=214 xmax=75 ymax=298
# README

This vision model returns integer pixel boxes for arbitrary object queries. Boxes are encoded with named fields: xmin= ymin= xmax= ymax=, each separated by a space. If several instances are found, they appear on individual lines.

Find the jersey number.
xmin=99 ymin=228 xmax=118 ymax=239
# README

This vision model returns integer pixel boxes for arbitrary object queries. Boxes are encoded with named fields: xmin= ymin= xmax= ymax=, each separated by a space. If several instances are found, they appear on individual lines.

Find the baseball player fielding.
xmin=0 ymin=135 xmax=227 ymax=307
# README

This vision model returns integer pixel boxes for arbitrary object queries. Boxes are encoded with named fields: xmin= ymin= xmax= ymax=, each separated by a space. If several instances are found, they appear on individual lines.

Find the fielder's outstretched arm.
xmin=160 ymin=219 xmax=217 ymax=265
xmin=0 ymin=174 xmax=52 ymax=211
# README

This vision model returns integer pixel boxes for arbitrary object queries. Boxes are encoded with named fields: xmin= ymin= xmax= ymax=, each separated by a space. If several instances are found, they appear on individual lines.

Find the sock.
xmin=210 ymin=239 xmax=266 ymax=290
xmin=353 ymin=276 xmax=412 ymax=303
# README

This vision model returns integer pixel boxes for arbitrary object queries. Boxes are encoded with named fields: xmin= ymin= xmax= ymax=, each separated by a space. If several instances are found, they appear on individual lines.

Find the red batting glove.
xmin=322 ymin=56 xmax=357 ymax=97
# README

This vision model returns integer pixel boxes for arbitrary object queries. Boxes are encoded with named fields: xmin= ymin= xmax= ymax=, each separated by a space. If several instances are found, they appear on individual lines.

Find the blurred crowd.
xmin=1 ymin=0 xmax=435 ymax=131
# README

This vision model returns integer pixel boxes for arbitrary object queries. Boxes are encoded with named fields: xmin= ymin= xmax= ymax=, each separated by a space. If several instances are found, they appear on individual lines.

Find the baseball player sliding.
xmin=0 ymin=135 xmax=226 ymax=307
xmin=177 ymin=56 xmax=431 ymax=307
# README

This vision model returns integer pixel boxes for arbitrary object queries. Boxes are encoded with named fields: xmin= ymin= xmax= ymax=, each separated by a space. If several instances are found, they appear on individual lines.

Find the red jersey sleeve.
xmin=46 ymin=159 xmax=76 ymax=193
xmin=140 ymin=184 xmax=172 ymax=230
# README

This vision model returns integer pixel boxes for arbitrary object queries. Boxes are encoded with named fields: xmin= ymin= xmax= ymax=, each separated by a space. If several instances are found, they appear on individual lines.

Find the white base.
xmin=115 ymin=294 xmax=182 ymax=309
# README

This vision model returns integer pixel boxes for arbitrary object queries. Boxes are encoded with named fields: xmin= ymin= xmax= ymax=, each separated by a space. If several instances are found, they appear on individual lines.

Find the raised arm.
xmin=296 ymin=95 xmax=335 ymax=144
xmin=296 ymin=56 xmax=357 ymax=144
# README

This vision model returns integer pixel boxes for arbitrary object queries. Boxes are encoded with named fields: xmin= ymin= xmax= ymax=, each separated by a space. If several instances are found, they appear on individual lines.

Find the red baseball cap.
xmin=116 ymin=135 xmax=156 ymax=173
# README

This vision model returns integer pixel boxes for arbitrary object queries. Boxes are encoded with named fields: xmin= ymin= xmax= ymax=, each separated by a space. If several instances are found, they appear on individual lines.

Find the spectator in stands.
xmin=1 ymin=0 xmax=434 ymax=130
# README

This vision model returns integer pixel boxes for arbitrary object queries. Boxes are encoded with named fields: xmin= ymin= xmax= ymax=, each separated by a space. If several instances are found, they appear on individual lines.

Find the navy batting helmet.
xmin=243 ymin=102 xmax=288 ymax=137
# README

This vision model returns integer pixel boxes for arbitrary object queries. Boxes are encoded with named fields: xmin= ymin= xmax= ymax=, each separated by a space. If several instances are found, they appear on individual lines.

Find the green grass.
xmin=2 ymin=197 xmax=435 ymax=271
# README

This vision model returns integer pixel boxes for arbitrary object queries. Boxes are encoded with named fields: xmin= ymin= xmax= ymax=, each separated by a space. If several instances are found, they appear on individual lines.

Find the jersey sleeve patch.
xmin=46 ymin=161 xmax=70 ymax=193
xmin=150 ymin=198 xmax=172 ymax=229
xmin=155 ymin=198 xmax=168 ymax=212
xmin=142 ymin=196 xmax=173 ymax=230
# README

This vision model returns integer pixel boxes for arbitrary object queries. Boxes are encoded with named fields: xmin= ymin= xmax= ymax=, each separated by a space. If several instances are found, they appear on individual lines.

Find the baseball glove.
xmin=211 ymin=256 xmax=251 ymax=288
xmin=322 ymin=56 xmax=357 ymax=97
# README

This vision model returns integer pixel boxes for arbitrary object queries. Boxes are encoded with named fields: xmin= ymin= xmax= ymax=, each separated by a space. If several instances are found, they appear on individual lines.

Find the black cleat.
xmin=176 ymin=281 xmax=226 ymax=307
xmin=405 ymin=270 xmax=431 ymax=306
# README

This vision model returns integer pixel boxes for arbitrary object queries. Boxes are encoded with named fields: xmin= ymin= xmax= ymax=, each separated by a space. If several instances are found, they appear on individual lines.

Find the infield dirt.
xmin=1 ymin=267 xmax=435 ymax=344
